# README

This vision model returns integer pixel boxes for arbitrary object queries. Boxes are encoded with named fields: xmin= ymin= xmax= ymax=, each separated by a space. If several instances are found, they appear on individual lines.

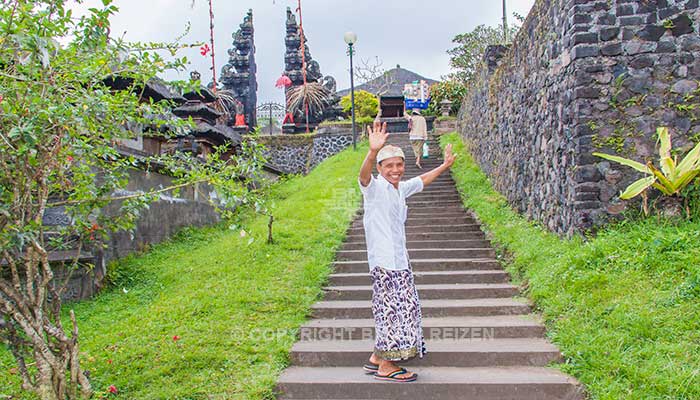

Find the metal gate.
xmin=256 ymin=102 xmax=286 ymax=135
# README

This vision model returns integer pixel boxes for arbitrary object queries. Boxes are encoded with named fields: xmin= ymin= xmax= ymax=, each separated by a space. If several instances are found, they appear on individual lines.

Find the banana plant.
xmin=593 ymin=127 xmax=700 ymax=200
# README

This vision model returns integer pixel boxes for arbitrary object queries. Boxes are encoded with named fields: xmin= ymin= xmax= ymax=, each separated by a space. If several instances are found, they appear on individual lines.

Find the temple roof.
xmin=183 ymin=87 xmax=217 ymax=103
xmin=103 ymin=76 xmax=186 ymax=104
xmin=337 ymin=66 xmax=439 ymax=97
xmin=190 ymin=122 xmax=242 ymax=146
xmin=172 ymin=102 xmax=223 ymax=123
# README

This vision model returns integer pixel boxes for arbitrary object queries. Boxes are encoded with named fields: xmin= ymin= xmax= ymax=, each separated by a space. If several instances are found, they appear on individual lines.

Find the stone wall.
xmin=459 ymin=0 xmax=700 ymax=236
xmin=48 ymin=168 xmax=221 ymax=301
xmin=312 ymin=132 xmax=354 ymax=166
xmin=103 ymin=169 xmax=221 ymax=263
xmin=258 ymin=131 xmax=354 ymax=174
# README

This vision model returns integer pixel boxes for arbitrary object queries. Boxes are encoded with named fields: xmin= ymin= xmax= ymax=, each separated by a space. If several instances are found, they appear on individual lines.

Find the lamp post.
xmin=344 ymin=31 xmax=358 ymax=150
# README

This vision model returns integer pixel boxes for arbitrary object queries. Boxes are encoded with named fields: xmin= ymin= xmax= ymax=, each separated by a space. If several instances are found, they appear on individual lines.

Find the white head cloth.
xmin=376 ymin=145 xmax=405 ymax=164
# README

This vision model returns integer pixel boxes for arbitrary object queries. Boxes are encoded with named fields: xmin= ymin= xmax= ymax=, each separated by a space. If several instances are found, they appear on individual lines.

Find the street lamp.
xmin=344 ymin=31 xmax=358 ymax=150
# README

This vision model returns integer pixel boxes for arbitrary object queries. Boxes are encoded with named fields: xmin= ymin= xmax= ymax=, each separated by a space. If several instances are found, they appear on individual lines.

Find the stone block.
xmin=574 ymin=165 xmax=603 ymax=183
xmin=637 ymin=24 xmax=667 ymax=41
xmin=681 ymin=35 xmax=700 ymax=51
xmin=616 ymin=4 xmax=636 ymax=16
xmin=671 ymin=79 xmax=698 ymax=94
xmin=630 ymin=54 xmax=656 ymax=69
xmin=571 ymin=13 xmax=593 ymax=24
xmin=619 ymin=15 xmax=646 ymax=26
xmin=599 ymin=27 xmax=620 ymax=41
xmin=626 ymin=77 xmax=652 ymax=93
xmin=597 ymin=13 xmax=617 ymax=25
xmin=670 ymin=14 xmax=694 ymax=36
xmin=622 ymin=27 xmax=637 ymax=40
xmin=572 ymin=44 xmax=600 ymax=60
xmin=623 ymin=40 xmax=657 ymax=55
xmin=573 ymin=32 xmax=599 ymax=45
xmin=574 ymin=86 xmax=601 ymax=99
xmin=601 ymin=42 xmax=623 ymax=56
xmin=655 ymin=40 xmax=677 ymax=53
xmin=658 ymin=6 xmax=681 ymax=20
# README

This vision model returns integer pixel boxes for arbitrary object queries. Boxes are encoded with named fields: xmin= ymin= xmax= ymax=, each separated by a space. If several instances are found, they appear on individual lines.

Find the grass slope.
xmin=441 ymin=132 xmax=700 ymax=399
xmin=1 ymin=143 xmax=367 ymax=399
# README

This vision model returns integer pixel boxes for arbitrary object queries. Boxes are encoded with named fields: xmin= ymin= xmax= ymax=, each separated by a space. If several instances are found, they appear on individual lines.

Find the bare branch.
xmin=45 ymin=179 xmax=208 ymax=207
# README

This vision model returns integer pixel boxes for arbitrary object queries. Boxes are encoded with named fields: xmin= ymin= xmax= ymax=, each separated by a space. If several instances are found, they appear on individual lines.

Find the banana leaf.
xmin=657 ymin=127 xmax=676 ymax=180
xmin=648 ymin=163 xmax=677 ymax=194
xmin=620 ymin=176 xmax=657 ymax=200
xmin=652 ymin=182 xmax=674 ymax=195
xmin=593 ymin=152 xmax=650 ymax=173
xmin=676 ymin=141 xmax=700 ymax=175
xmin=672 ymin=169 xmax=700 ymax=192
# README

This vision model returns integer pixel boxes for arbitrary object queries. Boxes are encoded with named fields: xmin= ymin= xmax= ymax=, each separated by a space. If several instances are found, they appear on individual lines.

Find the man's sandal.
xmin=374 ymin=368 xmax=417 ymax=382
xmin=362 ymin=362 xmax=380 ymax=374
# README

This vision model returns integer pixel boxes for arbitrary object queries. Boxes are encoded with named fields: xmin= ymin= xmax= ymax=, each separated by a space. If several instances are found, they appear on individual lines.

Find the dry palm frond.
xmin=286 ymin=82 xmax=331 ymax=114
xmin=212 ymin=89 xmax=243 ymax=114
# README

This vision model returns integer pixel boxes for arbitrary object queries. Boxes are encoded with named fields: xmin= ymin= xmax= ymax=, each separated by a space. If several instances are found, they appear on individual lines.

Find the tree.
xmin=340 ymin=90 xmax=379 ymax=119
xmin=354 ymin=56 xmax=396 ymax=97
xmin=447 ymin=22 xmax=520 ymax=84
xmin=0 ymin=1 xmax=266 ymax=398
xmin=426 ymin=80 xmax=467 ymax=116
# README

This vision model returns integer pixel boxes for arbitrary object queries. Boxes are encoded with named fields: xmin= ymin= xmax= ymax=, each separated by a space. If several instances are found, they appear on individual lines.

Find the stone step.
xmin=411 ymin=189 xmax=461 ymax=197
xmin=336 ymin=248 xmax=495 ymax=261
xmin=356 ymin=206 xmax=468 ymax=214
xmin=407 ymin=181 xmax=455 ymax=186
xmin=276 ymin=366 xmax=584 ymax=400
xmin=409 ymin=185 xmax=458 ymax=191
xmin=413 ymin=189 xmax=460 ymax=195
xmin=351 ymin=216 xmax=476 ymax=228
xmin=341 ymin=239 xmax=491 ymax=251
xmin=406 ymin=190 xmax=460 ymax=196
xmin=331 ymin=258 xmax=499 ymax=273
xmin=328 ymin=270 xmax=509 ymax=286
xmin=347 ymin=224 xmax=482 ymax=235
xmin=404 ymin=200 xmax=463 ymax=207
xmin=289 ymin=338 xmax=563 ymax=367
xmin=344 ymin=231 xmax=486 ymax=242
xmin=310 ymin=298 xmax=532 ymax=319
xmin=323 ymin=283 xmax=519 ymax=301
xmin=298 ymin=315 xmax=546 ymax=341
xmin=406 ymin=194 xmax=461 ymax=202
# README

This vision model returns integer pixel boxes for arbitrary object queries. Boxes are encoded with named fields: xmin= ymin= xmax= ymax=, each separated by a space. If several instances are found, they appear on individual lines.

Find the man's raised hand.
xmin=442 ymin=143 xmax=457 ymax=168
xmin=368 ymin=120 xmax=389 ymax=152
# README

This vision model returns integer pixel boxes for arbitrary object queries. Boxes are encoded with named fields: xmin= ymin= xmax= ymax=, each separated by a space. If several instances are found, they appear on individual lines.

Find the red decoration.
xmin=235 ymin=114 xmax=246 ymax=126
xmin=283 ymin=113 xmax=294 ymax=124
xmin=275 ymin=74 xmax=292 ymax=88
xmin=200 ymin=44 xmax=211 ymax=57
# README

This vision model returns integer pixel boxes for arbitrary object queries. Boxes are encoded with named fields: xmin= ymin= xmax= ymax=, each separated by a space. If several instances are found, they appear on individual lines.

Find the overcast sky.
xmin=74 ymin=0 xmax=535 ymax=103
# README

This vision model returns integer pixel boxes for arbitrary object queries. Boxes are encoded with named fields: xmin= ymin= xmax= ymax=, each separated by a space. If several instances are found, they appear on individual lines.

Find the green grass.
xmin=1 ymin=143 xmax=367 ymax=399
xmin=441 ymin=132 xmax=700 ymax=399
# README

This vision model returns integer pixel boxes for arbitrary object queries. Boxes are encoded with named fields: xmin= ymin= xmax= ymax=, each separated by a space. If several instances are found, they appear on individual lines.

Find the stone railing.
xmin=459 ymin=0 xmax=700 ymax=236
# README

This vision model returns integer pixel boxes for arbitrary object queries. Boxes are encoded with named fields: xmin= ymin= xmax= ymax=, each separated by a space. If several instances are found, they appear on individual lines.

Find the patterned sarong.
xmin=370 ymin=264 xmax=426 ymax=361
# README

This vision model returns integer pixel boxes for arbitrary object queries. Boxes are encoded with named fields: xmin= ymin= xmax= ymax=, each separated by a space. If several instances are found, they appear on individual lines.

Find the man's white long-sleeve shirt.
xmin=358 ymin=174 xmax=424 ymax=271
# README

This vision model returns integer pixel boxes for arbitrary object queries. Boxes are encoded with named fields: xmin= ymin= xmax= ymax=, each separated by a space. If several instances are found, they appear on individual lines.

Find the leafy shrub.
xmin=340 ymin=90 xmax=379 ymax=118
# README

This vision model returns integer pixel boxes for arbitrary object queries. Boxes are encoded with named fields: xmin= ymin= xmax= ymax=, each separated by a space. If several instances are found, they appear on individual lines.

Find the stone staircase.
xmin=276 ymin=133 xmax=584 ymax=399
